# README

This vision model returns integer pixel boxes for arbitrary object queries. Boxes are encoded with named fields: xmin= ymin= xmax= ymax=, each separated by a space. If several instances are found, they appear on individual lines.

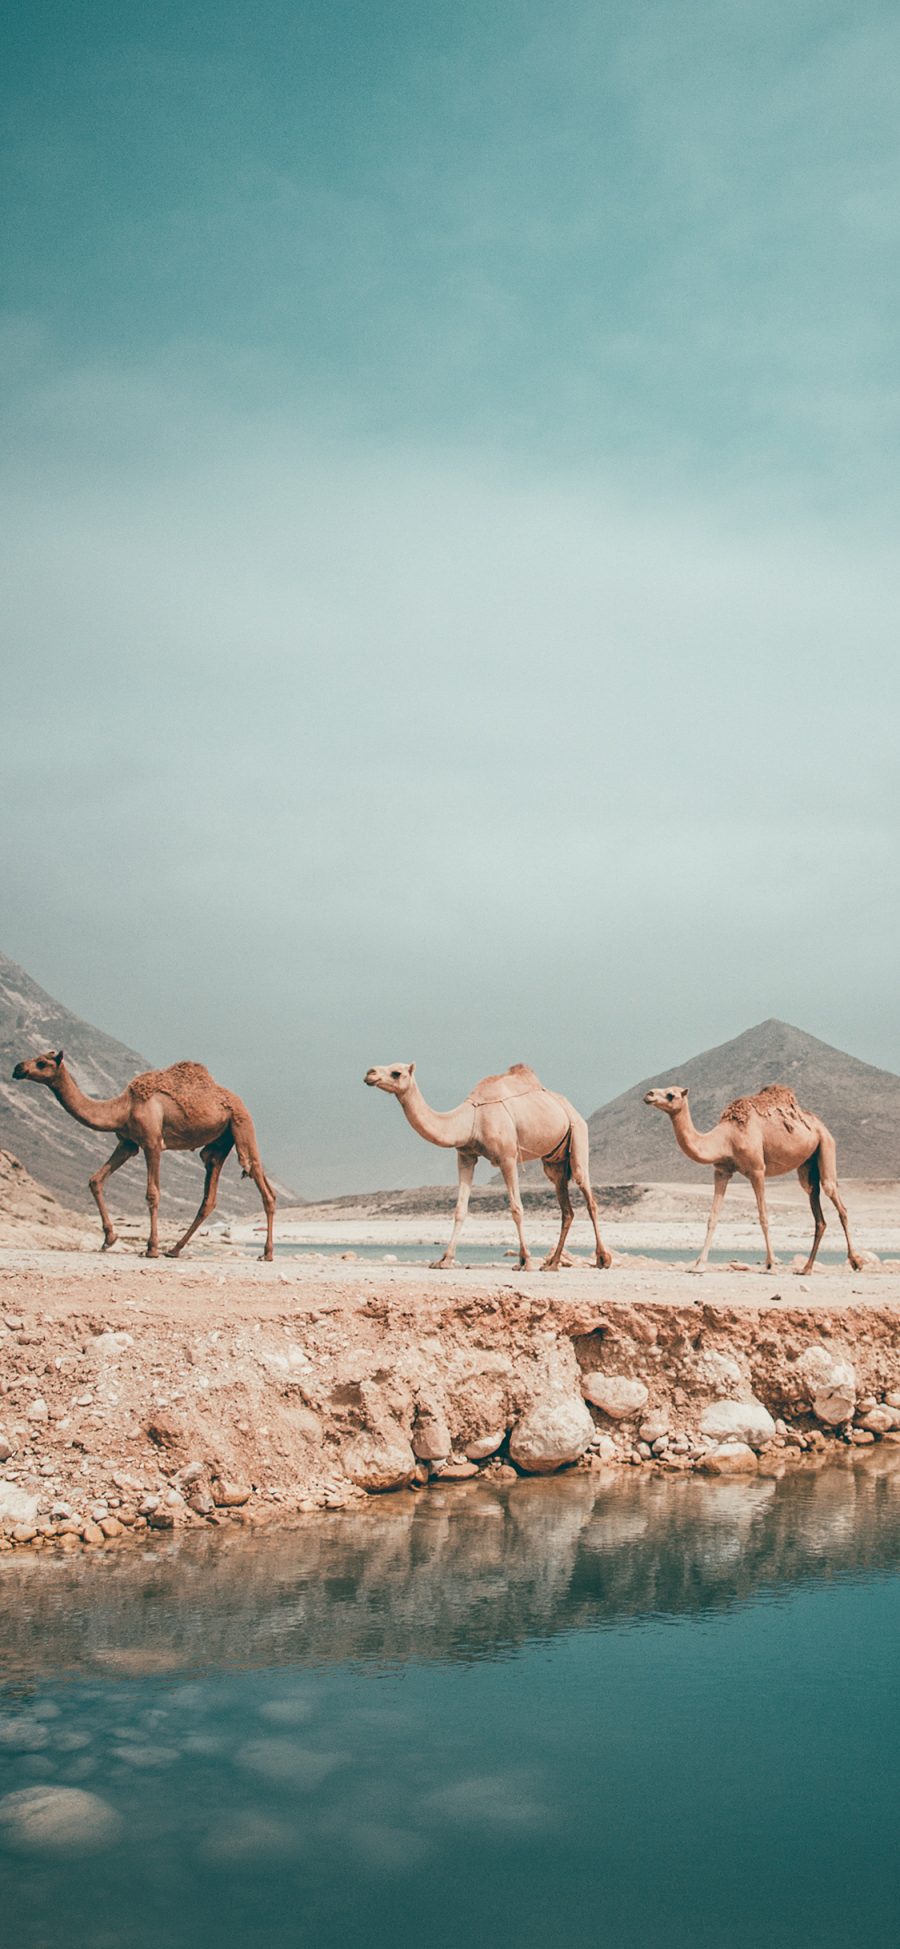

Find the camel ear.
xmin=55 ymin=1050 xmax=64 ymax=1065
xmin=408 ymin=1062 xmax=415 ymax=1076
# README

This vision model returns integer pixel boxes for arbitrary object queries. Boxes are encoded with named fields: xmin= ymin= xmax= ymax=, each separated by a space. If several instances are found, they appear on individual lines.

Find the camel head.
xmin=644 ymin=1084 xmax=689 ymax=1117
xmin=364 ymin=1062 xmax=416 ymax=1098
xmin=12 ymin=1049 xmax=65 ymax=1086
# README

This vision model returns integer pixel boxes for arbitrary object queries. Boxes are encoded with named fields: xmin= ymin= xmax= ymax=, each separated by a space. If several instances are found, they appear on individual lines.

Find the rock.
xmin=411 ymin=1412 xmax=452 ymax=1462
xmin=0 ymin=1482 xmax=39 ymax=1528
xmin=0 ymin=1786 xmax=122 ymax=1852
xmin=509 ymin=1394 xmax=594 ymax=1474
xmin=343 ymin=1433 xmax=415 ymax=1495
xmin=795 ymin=1346 xmax=856 ymax=1426
xmin=99 ymin=1517 xmax=124 ymax=1538
xmin=81 ymin=1523 xmax=105 ymax=1546
xmin=212 ymin=1481 xmax=252 ymax=1508
xmin=11 ymin=1524 xmax=38 ymax=1543
xmin=886 ymin=1391 xmax=900 ymax=1410
xmin=434 ymin=1457 xmax=479 ymax=1481
xmin=858 ymin=1406 xmax=900 ymax=1435
xmin=693 ymin=1350 xmax=745 ymax=1395
xmin=26 ymin=1398 xmax=49 ymax=1423
xmin=4 ymin=1317 xmax=24 ymax=1332
xmin=0 ymin=1438 xmax=13 ymax=1464
xmin=147 ymin=1507 xmax=176 ymax=1529
xmin=849 ymin=1428 xmax=875 ymax=1446
xmin=174 ymin=1461 xmax=206 ymax=1489
xmin=638 ymin=1412 xmax=669 ymax=1445
xmin=698 ymin=1442 xmax=759 ymax=1476
xmin=580 ymin=1374 xmax=649 ymax=1420
xmin=463 ymin=1429 xmax=507 ymax=1461
xmin=699 ymin=1398 xmax=777 ymax=1451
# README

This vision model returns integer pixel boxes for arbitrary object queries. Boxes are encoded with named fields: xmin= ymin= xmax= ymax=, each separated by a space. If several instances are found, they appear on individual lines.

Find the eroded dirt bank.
xmin=1 ymin=1254 xmax=900 ymax=1555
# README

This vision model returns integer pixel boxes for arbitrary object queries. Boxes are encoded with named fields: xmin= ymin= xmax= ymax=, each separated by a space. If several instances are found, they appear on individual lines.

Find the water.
xmin=2 ymin=1459 xmax=899 ymax=1947
xmin=256 ymin=1240 xmax=851 ymax=1266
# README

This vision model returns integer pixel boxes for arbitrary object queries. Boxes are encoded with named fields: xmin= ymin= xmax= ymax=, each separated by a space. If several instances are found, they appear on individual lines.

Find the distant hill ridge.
xmin=0 ymin=949 xmax=287 ymax=1220
xmin=583 ymin=1018 xmax=900 ymax=1182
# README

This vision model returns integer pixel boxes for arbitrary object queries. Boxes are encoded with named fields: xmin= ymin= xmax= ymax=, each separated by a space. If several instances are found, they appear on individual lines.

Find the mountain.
xmin=0 ymin=949 xmax=287 ymax=1220
xmin=0 ymin=1149 xmax=90 ymax=1246
xmin=584 ymin=1019 xmax=900 ymax=1181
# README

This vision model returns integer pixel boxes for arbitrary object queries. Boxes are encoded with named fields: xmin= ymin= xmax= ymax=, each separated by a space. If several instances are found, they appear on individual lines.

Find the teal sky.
xmin=2 ymin=1 xmax=899 ymax=1195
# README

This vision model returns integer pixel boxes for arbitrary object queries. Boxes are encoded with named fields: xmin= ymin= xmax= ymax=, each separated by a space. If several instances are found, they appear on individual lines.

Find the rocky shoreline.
xmin=1 ymin=1255 xmax=899 ymax=1557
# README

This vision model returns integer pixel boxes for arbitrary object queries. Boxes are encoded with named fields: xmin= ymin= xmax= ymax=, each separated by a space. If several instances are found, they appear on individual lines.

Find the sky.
xmin=2 ymin=0 xmax=899 ymax=1196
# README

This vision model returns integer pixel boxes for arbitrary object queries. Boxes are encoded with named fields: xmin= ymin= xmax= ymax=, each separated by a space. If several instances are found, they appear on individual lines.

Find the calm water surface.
xmin=2 ymin=1461 xmax=899 ymax=1948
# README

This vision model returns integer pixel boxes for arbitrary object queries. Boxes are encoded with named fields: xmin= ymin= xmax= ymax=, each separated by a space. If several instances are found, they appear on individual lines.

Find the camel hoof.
xmin=100 ymin=1237 xmax=117 ymax=1252
xmin=540 ymin=1258 xmax=562 ymax=1272
xmin=166 ymin=1248 xmax=182 ymax=1259
xmin=429 ymin=1258 xmax=454 ymax=1270
xmin=144 ymin=1249 xmax=160 ymax=1260
xmin=849 ymin=1257 xmax=865 ymax=1272
xmin=597 ymin=1254 xmax=613 ymax=1270
xmin=259 ymin=1252 xmax=274 ymax=1263
xmin=793 ymin=1264 xmax=814 ymax=1277
xmin=688 ymin=1264 xmax=705 ymax=1275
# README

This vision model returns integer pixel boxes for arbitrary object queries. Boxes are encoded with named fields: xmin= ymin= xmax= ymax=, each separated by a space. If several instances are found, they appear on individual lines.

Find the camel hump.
xmin=722 ymin=1084 xmax=815 ymax=1134
xmin=129 ymin=1061 xmax=217 ymax=1103
xmin=467 ymin=1063 xmax=544 ymax=1106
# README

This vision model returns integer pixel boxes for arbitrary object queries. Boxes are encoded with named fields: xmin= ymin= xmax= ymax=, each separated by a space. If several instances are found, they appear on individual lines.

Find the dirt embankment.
xmin=1 ymin=1255 xmax=900 ymax=1558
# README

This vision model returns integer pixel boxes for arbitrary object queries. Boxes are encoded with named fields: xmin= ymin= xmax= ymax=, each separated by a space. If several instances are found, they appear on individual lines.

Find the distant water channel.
xmin=2 ymin=1461 xmax=899 ymax=1948
xmin=258 ymin=1241 xmax=851 ymax=1266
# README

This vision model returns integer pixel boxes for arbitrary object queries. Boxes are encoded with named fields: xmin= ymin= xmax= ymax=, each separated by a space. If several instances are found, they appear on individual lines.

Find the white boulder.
xmin=700 ymin=1398 xmax=776 ymax=1451
xmin=463 ymin=1429 xmax=507 ymax=1461
xmin=0 ymin=1483 xmax=39 ymax=1528
xmin=509 ymin=1395 xmax=594 ymax=1474
xmin=795 ymin=1346 xmax=856 ymax=1426
xmin=580 ymin=1374 xmax=649 ymax=1420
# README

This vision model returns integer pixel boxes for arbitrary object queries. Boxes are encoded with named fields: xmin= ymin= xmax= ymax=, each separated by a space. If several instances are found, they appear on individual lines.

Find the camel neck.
xmin=399 ymin=1081 xmax=472 ymax=1150
xmin=669 ymin=1103 xmax=721 ymax=1166
xmin=52 ymin=1065 xmax=130 ymax=1133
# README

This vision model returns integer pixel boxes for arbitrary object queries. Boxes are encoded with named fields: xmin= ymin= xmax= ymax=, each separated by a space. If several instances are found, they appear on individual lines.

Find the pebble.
xmin=0 ymin=1438 xmax=12 ymax=1463
xmin=81 ymin=1523 xmax=105 ymax=1546
xmin=26 ymin=1398 xmax=49 ymax=1422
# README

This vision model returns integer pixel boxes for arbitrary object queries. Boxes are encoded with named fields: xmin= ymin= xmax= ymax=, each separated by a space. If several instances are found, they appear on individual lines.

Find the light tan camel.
xmin=643 ymin=1081 xmax=862 ymax=1274
xmin=12 ymin=1050 xmax=276 ymax=1260
xmin=364 ymin=1061 xmax=611 ymax=1271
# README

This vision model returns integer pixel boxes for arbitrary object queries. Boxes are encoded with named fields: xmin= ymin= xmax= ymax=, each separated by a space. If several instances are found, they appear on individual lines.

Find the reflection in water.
xmin=1 ymin=1457 xmax=899 ymax=1949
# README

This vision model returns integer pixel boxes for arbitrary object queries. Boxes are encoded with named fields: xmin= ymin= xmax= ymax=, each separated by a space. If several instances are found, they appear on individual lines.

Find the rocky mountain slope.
xmin=0 ymin=1150 xmax=90 ymax=1247
xmin=584 ymin=1019 xmax=900 ymax=1181
xmin=0 ymin=950 xmax=287 ymax=1222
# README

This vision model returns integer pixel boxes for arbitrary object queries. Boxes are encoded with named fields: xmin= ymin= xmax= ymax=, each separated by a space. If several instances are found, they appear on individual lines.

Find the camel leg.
xmin=229 ymin=1106 xmax=276 ymax=1261
xmin=816 ymin=1134 xmax=863 ymax=1270
xmin=499 ymin=1154 xmax=533 ymax=1271
xmin=143 ymin=1145 xmax=162 ymax=1258
xmin=569 ymin=1119 xmax=612 ymax=1269
xmin=541 ymin=1161 xmax=574 ymax=1271
xmin=796 ymin=1158 xmax=826 ymax=1276
xmin=748 ymin=1169 xmax=776 ymax=1270
xmin=430 ymin=1151 xmax=477 ymax=1268
xmin=88 ymin=1139 xmax=139 ymax=1249
xmin=167 ymin=1134 xmax=234 ymax=1258
xmin=692 ymin=1167 xmax=732 ymax=1271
